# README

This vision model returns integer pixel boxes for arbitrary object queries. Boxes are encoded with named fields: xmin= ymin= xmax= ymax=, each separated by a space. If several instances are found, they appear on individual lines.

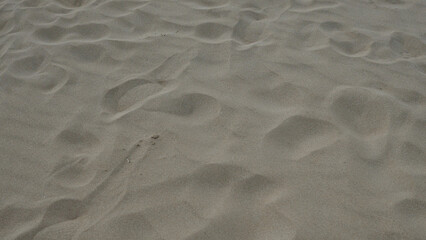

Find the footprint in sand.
xmin=289 ymin=0 xmax=339 ymax=12
xmin=54 ymin=0 xmax=87 ymax=8
xmin=32 ymin=139 xmax=154 ymax=240
xmin=8 ymin=52 xmax=49 ymax=78
xmin=365 ymin=41 xmax=400 ymax=64
xmin=15 ymin=198 xmax=85 ymax=240
xmin=49 ymin=155 xmax=97 ymax=188
xmin=194 ymin=22 xmax=231 ymax=43
xmin=33 ymin=24 xmax=109 ymax=44
xmin=394 ymin=198 xmax=426 ymax=216
xmin=55 ymin=124 xmax=100 ymax=152
xmin=181 ymin=0 xmax=229 ymax=9
xmin=327 ymin=86 xmax=410 ymax=161
xmin=329 ymin=31 xmax=373 ymax=57
xmin=373 ymin=0 xmax=419 ymax=9
xmin=328 ymin=86 xmax=393 ymax=137
xmin=76 ymin=212 xmax=160 ymax=240
xmin=263 ymin=115 xmax=340 ymax=160
xmin=319 ymin=22 xmax=373 ymax=57
xmin=389 ymin=32 xmax=426 ymax=59
xmin=32 ymin=63 xmax=70 ymax=94
xmin=142 ymin=92 xmax=222 ymax=123
xmin=185 ymin=208 xmax=295 ymax=240
xmin=102 ymin=77 xmax=163 ymax=116
xmin=227 ymin=174 xmax=282 ymax=209
xmin=232 ymin=10 xmax=269 ymax=45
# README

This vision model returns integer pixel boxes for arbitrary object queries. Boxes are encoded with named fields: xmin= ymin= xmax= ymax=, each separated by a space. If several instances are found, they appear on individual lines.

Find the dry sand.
xmin=1 ymin=0 xmax=426 ymax=239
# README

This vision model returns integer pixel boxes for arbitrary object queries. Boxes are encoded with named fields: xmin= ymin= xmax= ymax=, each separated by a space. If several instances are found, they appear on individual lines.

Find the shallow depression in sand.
xmin=328 ymin=87 xmax=392 ymax=136
xmin=142 ymin=92 xmax=222 ymax=122
xmin=264 ymin=115 xmax=340 ymax=160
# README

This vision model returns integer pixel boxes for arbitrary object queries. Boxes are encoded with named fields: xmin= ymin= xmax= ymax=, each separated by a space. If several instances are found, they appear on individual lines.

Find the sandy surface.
xmin=1 ymin=0 xmax=426 ymax=239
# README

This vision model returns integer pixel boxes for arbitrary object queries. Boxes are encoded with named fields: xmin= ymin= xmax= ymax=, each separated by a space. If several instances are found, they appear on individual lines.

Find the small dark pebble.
xmin=136 ymin=144 xmax=141 ymax=147
xmin=151 ymin=135 xmax=160 ymax=139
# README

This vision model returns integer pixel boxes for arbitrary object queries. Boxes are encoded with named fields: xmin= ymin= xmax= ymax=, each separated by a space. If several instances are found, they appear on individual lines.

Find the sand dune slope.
xmin=1 ymin=0 xmax=425 ymax=239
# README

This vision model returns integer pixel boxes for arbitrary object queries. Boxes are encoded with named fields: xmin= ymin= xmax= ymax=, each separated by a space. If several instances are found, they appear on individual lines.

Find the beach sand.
xmin=0 ymin=0 xmax=425 ymax=239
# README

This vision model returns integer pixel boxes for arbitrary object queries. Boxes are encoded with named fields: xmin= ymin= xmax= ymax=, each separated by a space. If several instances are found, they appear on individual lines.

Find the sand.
xmin=1 ymin=0 xmax=425 ymax=239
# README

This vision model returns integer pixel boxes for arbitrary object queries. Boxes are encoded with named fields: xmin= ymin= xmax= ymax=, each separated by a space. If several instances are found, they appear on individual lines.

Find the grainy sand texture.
xmin=1 ymin=0 xmax=426 ymax=239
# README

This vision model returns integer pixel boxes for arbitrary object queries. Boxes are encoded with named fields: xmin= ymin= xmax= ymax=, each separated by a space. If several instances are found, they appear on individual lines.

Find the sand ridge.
xmin=0 ymin=0 xmax=425 ymax=239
